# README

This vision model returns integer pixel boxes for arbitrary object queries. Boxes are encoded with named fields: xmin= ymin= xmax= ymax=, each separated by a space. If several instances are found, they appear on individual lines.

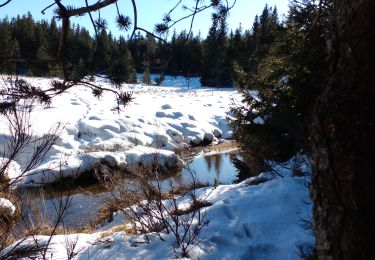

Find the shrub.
xmin=104 ymin=156 xmax=210 ymax=258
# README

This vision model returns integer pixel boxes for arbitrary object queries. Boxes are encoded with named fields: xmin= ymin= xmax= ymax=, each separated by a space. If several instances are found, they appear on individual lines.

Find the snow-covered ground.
xmin=2 ymin=156 xmax=314 ymax=260
xmin=0 ymin=76 xmax=241 ymax=187
xmin=1 ymin=76 xmax=314 ymax=259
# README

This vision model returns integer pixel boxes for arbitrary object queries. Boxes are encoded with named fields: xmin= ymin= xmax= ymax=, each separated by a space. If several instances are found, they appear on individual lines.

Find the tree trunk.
xmin=311 ymin=0 xmax=375 ymax=259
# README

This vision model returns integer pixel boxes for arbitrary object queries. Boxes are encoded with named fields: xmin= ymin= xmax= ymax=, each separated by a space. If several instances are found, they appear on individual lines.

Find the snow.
xmin=17 ymin=147 xmax=184 ymax=186
xmin=1 ymin=76 xmax=314 ymax=259
xmin=280 ymin=75 xmax=289 ymax=84
xmin=253 ymin=116 xmax=265 ymax=125
xmin=0 ymin=76 xmax=241 ymax=187
xmin=0 ymin=158 xmax=21 ymax=181
xmin=2 ymin=156 xmax=314 ymax=259
xmin=0 ymin=198 xmax=16 ymax=216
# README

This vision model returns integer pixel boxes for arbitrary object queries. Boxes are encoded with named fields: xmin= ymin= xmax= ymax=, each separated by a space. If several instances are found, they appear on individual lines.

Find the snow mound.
xmin=16 ymin=146 xmax=184 ymax=187
xmin=124 ymin=146 xmax=184 ymax=171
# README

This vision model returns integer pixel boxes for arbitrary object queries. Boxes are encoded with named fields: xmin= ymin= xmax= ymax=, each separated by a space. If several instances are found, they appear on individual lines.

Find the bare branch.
xmin=59 ymin=0 xmax=118 ymax=18
xmin=130 ymin=0 xmax=138 ymax=40
xmin=0 ymin=0 xmax=11 ymax=8
xmin=85 ymin=0 xmax=98 ymax=39
xmin=41 ymin=2 xmax=56 ymax=15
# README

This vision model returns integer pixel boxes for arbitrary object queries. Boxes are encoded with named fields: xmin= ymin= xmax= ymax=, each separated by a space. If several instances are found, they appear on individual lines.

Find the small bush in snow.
xmin=104 ymin=160 xmax=210 ymax=258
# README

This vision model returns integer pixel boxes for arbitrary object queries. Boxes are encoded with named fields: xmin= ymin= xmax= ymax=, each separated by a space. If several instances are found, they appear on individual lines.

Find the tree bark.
xmin=311 ymin=0 xmax=375 ymax=259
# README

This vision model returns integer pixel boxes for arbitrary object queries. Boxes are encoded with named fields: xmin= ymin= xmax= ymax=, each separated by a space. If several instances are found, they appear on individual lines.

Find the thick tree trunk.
xmin=311 ymin=0 xmax=375 ymax=259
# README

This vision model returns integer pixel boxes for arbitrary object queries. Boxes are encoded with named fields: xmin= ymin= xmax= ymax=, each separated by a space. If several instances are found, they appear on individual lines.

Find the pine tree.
xmin=144 ymin=33 xmax=157 ymax=71
xmin=12 ymin=13 xmax=36 ymax=62
xmin=128 ymin=67 xmax=137 ymax=84
xmin=32 ymin=21 xmax=50 ymax=75
xmin=227 ymin=24 xmax=247 ymax=68
xmin=231 ymin=2 xmax=327 ymax=161
xmin=201 ymin=14 xmax=230 ymax=87
xmin=0 ymin=18 xmax=19 ymax=74
xmin=143 ymin=67 xmax=151 ymax=84
xmin=47 ymin=18 xmax=59 ymax=60
xmin=167 ymin=30 xmax=202 ymax=79
xmin=167 ymin=30 xmax=179 ymax=75
xmin=92 ymin=29 xmax=112 ymax=73
xmin=107 ymin=37 xmax=135 ymax=85
xmin=128 ymin=32 xmax=146 ymax=72
xmin=154 ymin=71 xmax=165 ymax=85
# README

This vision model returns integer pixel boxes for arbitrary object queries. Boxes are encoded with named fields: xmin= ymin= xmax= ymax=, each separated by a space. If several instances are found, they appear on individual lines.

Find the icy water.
xmin=163 ymin=152 xmax=240 ymax=188
xmin=19 ymin=151 xmax=240 ymax=228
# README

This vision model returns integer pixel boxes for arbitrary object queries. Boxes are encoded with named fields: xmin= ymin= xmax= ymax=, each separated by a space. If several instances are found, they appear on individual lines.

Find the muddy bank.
xmin=180 ymin=140 xmax=238 ymax=160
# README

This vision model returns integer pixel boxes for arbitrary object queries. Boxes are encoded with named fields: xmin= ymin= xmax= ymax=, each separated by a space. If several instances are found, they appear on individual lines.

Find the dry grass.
xmin=180 ymin=140 xmax=239 ymax=161
xmin=99 ymin=224 xmax=136 ymax=239
xmin=31 ymin=223 xmax=94 ymax=237
xmin=171 ymin=199 xmax=212 ymax=216
xmin=81 ymin=142 xmax=126 ymax=154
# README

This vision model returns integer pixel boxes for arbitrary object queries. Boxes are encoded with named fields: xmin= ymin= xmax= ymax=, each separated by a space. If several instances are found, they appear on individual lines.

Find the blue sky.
xmin=0 ymin=0 xmax=289 ymax=37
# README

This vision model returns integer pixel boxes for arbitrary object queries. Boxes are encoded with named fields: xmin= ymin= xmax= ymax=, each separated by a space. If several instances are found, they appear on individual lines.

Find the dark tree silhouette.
xmin=311 ymin=0 xmax=375 ymax=258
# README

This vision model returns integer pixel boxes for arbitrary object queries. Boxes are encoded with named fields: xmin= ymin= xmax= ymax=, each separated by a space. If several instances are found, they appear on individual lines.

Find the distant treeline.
xmin=0 ymin=5 xmax=280 ymax=86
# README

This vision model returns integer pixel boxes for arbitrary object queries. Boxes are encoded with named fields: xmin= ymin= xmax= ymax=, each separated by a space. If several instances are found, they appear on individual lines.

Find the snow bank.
xmin=4 ymin=156 xmax=314 ymax=259
xmin=0 ymin=76 xmax=240 ymax=187
xmin=16 ymin=146 xmax=184 ymax=187
xmin=124 ymin=146 xmax=184 ymax=171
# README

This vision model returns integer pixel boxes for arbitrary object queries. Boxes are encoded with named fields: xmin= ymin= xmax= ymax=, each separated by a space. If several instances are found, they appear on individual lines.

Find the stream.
xmin=17 ymin=150 xmax=242 ymax=229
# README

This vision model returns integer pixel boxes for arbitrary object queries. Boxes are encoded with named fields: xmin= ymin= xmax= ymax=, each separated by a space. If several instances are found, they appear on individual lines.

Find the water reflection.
xmin=17 ymin=185 xmax=112 ymax=228
xmin=180 ymin=152 xmax=238 ymax=186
